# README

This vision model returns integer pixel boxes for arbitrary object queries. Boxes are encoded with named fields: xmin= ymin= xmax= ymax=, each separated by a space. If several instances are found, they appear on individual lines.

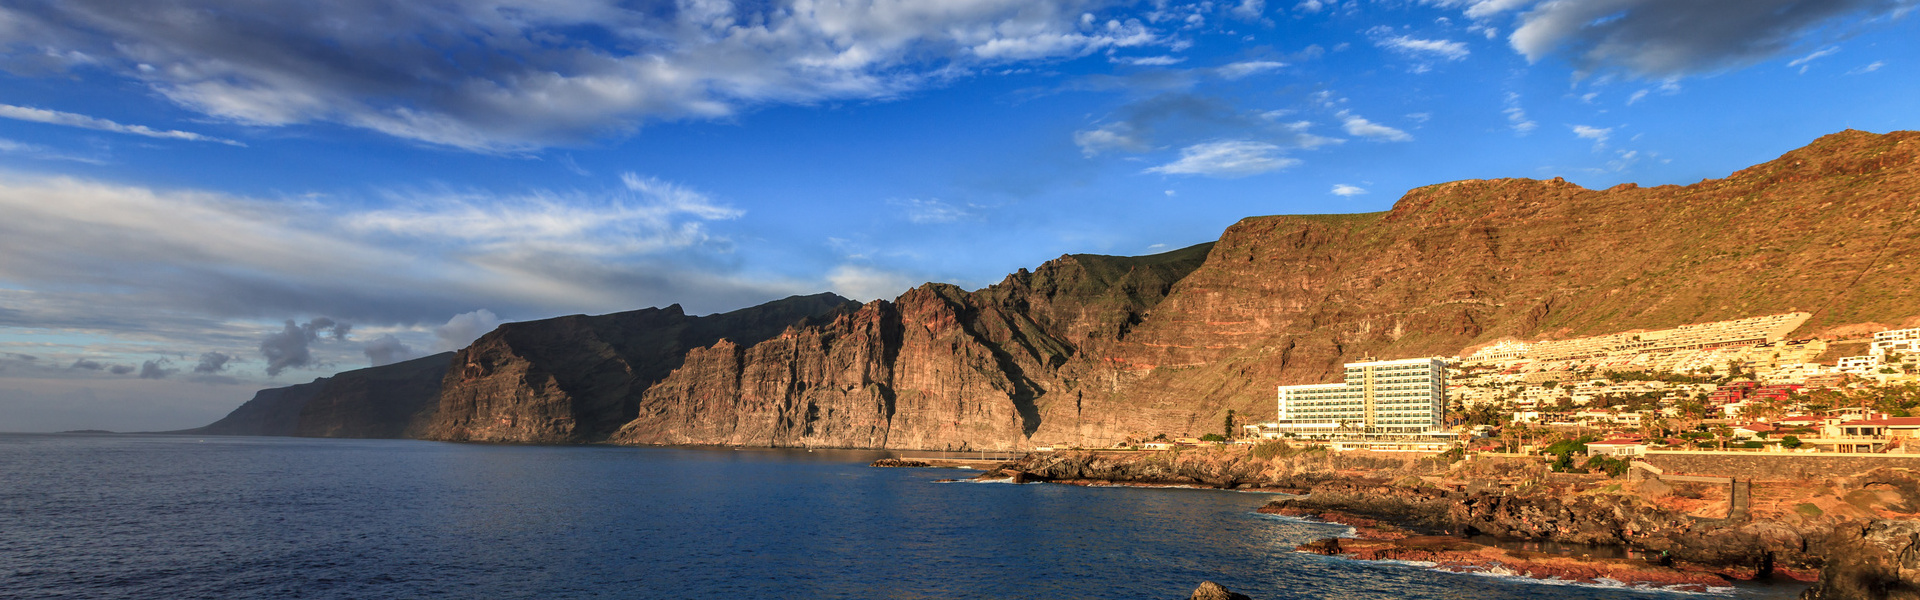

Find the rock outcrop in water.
xmin=1187 ymin=581 xmax=1252 ymax=600
xmin=196 ymin=129 xmax=1920 ymax=449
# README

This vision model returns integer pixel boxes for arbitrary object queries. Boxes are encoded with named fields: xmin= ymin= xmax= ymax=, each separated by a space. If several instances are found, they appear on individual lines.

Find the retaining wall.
xmin=1639 ymin=451 xmax=1920 ymax=481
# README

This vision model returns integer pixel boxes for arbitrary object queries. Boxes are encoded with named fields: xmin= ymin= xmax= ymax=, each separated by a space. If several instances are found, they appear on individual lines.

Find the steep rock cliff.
xmin=612 ymin=245 xmax=1215 ymax=450
xmin=293 ymin=352 xmax=452 ymax=438
xmin=183 ymin=352 xmax=451 ymax=437
xmin=424 ymin=293 xmax=861 ymax=443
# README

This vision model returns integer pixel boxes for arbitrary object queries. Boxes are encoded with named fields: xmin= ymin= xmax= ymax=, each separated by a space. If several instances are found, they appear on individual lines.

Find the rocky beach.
xmin=953 ymin=446 xmax=1920 ymax=597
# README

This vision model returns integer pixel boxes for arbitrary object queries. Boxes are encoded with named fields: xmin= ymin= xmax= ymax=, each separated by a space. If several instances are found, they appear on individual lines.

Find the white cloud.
xmin=1425 ymin=0 xmax=1537 ymax=19
xmin=1571 ymin=124 xmax=1613 ymax=150
xmin=0 ymin=172 xmax=807 ymax=332
xmin=1073 ymin=122 xmax=1149 ymax=156
xmin=827 ymin=265 xmax=914 ymax=302
xmin=1378 ymin=36 xmax=1471 ymax=61
xmin=1230 ymin=0 xmax=1268 ymax=20
xmin=434 ymin=309 xmax=502 ymax=352
xmin=1848 ymin=61 xmax=1887 ymax=74
xmin=1145 ymin=140 xmax=1300 ymax=177
xmin=0 ymin=137 xmax=104 ymax=164
xmin=1216 ymin=60 xmax=1289 ymax=79
xmin=890 ymin=198 xmax=974 ymax=224
xmin=1331 ymin=184 xmax=1367 ymax=196
xmin=0 ymin=103 xmax=242 ymax=146
xmin=1120 ymin=55 xmax=1187 ymax=66
xmin=347 ymin=174 xmax=741 ymax=257
xmin=1627 ymin=89 xmax=1650 ymax=104
xmin=1503 ymin=92 xmax=1538 ymax=134
xmin=0 ymin=1 xmax=1174 ymax=152
xmin=1295 ymin=0 xmax=1325 ymax=13
xmin=1788 ymin=46 xmax=1840 ymax=73
xmin=1341 ymin=114 xmax=1414 ymax=141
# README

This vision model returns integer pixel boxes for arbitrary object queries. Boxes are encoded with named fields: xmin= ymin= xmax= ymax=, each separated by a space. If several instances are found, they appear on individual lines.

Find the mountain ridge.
xmin=190 ymin=128 xmax=1920 ymax=448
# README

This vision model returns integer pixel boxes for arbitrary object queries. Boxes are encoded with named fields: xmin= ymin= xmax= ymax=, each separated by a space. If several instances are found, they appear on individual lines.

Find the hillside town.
xmin=1222 ymin=313 xmax=1920 ymax=461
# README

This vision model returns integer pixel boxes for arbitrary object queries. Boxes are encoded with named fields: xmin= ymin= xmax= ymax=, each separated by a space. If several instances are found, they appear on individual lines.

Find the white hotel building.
xmin=1273 ymin=357 xmax=1449 ymax=436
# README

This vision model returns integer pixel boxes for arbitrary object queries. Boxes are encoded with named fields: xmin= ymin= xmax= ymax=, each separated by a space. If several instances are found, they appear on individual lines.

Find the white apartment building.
xmin=1873 ymin=328 xmax=1920 ymax=358
xmin=1839 ymin=354 xmax=1884 ymax=375
xmin=1274 ymin=357 xmax=1448 ymax=436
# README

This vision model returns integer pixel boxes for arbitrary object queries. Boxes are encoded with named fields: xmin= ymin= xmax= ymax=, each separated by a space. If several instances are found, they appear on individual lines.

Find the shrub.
xmin=1782 ymin=435 xmax=1803 ymax=449
xmin=1251 ymin=441 xmax=1291 ymax=460
xmin=1582 ymin=455 xmax=1630 ymax=477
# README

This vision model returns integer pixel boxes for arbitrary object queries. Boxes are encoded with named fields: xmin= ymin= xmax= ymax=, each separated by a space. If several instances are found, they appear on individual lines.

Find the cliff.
xmin=183 ymin=352 xmax=451 ymax=437
xmin=198 ymin=129 xmax=1920 ymax=448
xmin=425 ymin=293 xmax=863 ymax=443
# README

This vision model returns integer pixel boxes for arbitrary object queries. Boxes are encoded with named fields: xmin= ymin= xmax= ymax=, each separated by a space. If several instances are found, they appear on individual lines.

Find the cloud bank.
xmin=1503 ymin=0 xmax=1915 ymax=78
xmin=0 ymin=0 xmax=1169 ymax=152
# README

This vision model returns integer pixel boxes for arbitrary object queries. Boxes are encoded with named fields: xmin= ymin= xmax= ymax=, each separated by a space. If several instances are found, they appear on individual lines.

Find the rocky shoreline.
xmin=953 ymin=448 xmax=1920 ymax=599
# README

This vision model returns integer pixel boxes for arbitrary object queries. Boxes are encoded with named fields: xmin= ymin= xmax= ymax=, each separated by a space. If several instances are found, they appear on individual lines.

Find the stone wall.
xmin=1640 ymin=451 xmax=1920 ymax=481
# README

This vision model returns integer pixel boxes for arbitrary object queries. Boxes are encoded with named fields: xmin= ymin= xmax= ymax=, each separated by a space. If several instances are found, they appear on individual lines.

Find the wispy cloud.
xmin=1571 ymin=124 xmax=1613 ymax=150
xmin=1377 ymin=35 xmax=1471 ymax=61
xmin=1788 ymin=46 xmax=1840 ymax=73
xmin=1216 ymin=60 xmax=1288 ymax=79
xmin=1146 ymin=140 xmax=1300 ymax=177
xmin=1118 ymin=55 xmax=1188 ymax=66
xmin=1073 ymin=93 xmax=1339 ymax=158
xmin=1341 ymin=113 xmax=1414 ymax=142
xmin=889 ymin=198 xmax=976 ymax=224
xmin=1331 ymin=184 xmax=1367 ymax=196
xmin=0 ymin=103 xmax=242 ymax=146
xmin=1847 ymin=61 xmax=1887 ymax=75
xmin=1503 ymin=92 xmax=1538 ymax=134
xmin=0 ymin=137 xmax=105 ymax=164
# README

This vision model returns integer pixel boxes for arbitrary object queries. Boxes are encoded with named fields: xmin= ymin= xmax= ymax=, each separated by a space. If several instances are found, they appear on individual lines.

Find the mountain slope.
xmin=195 ymin=129 xmax=1920 ymax=448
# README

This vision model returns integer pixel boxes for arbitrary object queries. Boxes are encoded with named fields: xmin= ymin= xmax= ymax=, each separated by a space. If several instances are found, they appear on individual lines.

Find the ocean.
xmin=0 ymin=434 xmax=1807 ymax=599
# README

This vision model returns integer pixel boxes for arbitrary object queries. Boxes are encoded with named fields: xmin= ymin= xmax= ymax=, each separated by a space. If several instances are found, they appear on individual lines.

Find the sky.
xmin=0 ymin=0 xmax=1915 ymax=432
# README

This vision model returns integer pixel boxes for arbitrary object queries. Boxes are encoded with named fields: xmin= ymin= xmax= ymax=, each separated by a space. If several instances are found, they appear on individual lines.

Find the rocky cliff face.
xmin=1803 ymin=520 xmax=1920 ymax=599
xmin=424 ymin=293 xmax=862 ymax=443
xmin=607 ymin=245 xmax=1215 ymax=449
xmin=1097 ymin=129 xmax=1920 ymax=437
xmin=200 ymin=129 xmax=1920 ymax=448
xmin=184 ymin=352 xmax=451 ymax=437
xmin=184 ymin=378 xmax=327 ymax=436
xmin=293 ymin=352 xmax=452 ymax=438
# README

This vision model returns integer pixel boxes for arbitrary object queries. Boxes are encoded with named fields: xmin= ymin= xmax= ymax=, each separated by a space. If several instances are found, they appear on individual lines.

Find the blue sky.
xmin=0 ymin=0 xmax=1915 ymax=431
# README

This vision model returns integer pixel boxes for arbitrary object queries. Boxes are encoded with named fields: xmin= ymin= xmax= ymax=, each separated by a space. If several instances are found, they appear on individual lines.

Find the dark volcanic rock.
xmin=869 ymin=458 xmax=932 ymax=468
xmin=1264 ymin=478 xmax=1832 ymax=580
xmin=427 ymin=293 xmax=859 ymax=443
xmin=1802 ymin=520 xmax=1920 ymax=600
xmin=293 ymin=353 xmax=452 ymax=438
xmin=185 ymin=353 xmax=453 ymax=437
xmin=183 ymin=378 xmax=328 ymax=436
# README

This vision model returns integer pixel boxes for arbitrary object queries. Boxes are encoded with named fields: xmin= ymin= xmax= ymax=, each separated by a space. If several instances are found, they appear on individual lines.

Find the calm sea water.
xmin=0 ymin=434 xmax=1806 ymax=599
